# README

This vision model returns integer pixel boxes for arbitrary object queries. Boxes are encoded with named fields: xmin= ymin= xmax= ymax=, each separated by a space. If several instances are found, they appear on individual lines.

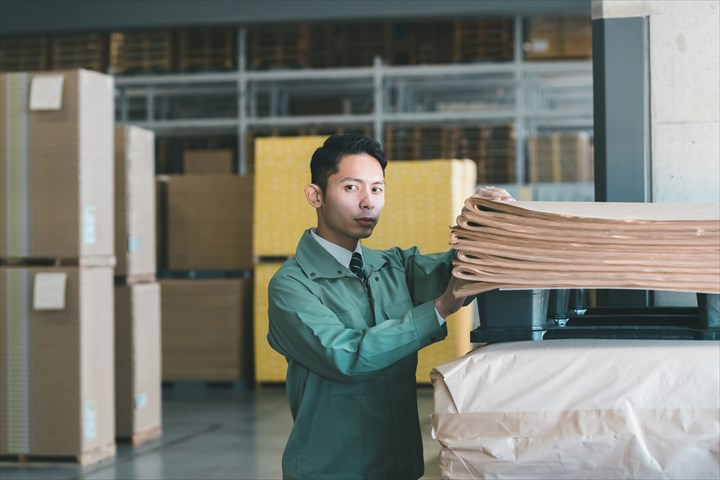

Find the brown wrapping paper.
xmin=431 ymin=339 xmax=720 ymax=479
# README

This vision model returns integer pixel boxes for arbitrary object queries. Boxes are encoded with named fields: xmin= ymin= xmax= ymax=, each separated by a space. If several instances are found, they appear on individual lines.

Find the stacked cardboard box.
xmin=0 ymin=69 xmax=116 ymax=464
xmin=158 ymin=168 xmax=253 ymax=382
xmin=113 ymin=125 xmax=162 ymax=445
xmin=160 ymin=279 xmax=253 ymax=381
xmin=252 ymin=134 xmax=478 ymax=384
xmin=166 ymin=175 xmax=254 ymax=271
xmin=528 ymin=133 xmax=593 ymax=183
xmin=182 ymin=149 xmax=234 ymax=174
xmin=525 ymin=16 xmax=592 ymax=60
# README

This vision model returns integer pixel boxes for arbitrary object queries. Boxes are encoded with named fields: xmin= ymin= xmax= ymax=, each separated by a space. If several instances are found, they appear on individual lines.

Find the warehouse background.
xmin=0 ymin=0 xmax=718 ymax=478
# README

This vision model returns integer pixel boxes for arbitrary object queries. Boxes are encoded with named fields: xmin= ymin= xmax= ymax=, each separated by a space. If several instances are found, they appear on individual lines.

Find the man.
xmin=267 ymin=133 xmax=513 ymax=479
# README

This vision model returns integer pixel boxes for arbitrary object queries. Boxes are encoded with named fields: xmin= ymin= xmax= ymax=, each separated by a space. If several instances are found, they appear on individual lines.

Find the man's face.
xmin=315 ymin=153 xmax=385 ymax=251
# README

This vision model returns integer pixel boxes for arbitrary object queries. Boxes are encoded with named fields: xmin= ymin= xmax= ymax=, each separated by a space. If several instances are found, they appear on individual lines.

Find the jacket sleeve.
xmin=267 ymin=267 xmax=448 ymax=383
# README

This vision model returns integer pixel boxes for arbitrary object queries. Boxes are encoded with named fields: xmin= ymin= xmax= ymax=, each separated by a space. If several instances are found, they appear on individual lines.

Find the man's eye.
xmin=345 ymin=185 xmax=358 ymax=191
xmin=372 ymin=187 xmax=384 ymax=193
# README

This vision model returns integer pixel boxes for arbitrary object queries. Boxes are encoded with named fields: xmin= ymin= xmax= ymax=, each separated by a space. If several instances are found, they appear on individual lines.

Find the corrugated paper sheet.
xmin=451 ymin=199 xmax=720 ymax=295
xmin=431 ymin=339 xmax=720 ymax=479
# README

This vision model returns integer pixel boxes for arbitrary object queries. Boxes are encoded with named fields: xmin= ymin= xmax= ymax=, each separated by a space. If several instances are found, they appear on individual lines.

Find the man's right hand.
xmin=434 ymin=275 xmax=467 ymax=319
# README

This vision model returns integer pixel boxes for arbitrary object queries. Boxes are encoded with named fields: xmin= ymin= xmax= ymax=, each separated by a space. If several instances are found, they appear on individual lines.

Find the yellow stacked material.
xmin=365 ymin=159 xmax=477 ymax=253
xmin=253 ymin=136 xmax=325 ymax=258
xmin=254 ymin=262 xmax=287 ymax=383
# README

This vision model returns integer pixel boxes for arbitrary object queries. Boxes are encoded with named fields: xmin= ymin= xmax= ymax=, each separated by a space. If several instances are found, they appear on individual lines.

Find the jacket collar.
xmin=295 ymin=229 xmax=387 ymax=280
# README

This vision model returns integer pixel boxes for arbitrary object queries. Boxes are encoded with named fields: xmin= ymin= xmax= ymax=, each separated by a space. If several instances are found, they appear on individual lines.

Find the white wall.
xmin=593 ymin=0 xmax=720 ymax=203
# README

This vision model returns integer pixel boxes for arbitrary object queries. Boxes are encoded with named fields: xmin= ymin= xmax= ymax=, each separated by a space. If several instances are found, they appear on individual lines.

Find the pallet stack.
xmin=109 ymin=31 xmax=174 ymax=75
xmin=0 ymin=36 xmax=49 ymax=72
xmin=113 ymin=125 xmax=162 ymax=446
xmin=50 ymin=33 xmax=107 ymax=72
xmin=157 ymin=150 xmax=253 ymax=383
xmin=178 ymin=28 xmax=236 ymax=72
xmin=252 ymin=135 xmax=478 ymax=384
xmin=0 ymin=69 xmax=116 ymax=465
xmin=249 ymin=24 xmax=311 ymax=70
xmin=454 ymin=18 xmax=514 ymax=63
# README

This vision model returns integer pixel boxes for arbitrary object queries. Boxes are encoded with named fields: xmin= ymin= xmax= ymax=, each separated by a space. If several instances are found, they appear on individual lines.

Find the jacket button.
xmin=310 ymin=273 xmax=316 ymax=277
xmin=374 ymin=277 xmax=379 ymax=281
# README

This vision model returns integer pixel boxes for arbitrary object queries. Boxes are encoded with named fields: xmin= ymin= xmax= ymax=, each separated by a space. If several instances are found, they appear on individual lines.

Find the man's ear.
xmin=305 ymin=183 xmax=323 ymax=208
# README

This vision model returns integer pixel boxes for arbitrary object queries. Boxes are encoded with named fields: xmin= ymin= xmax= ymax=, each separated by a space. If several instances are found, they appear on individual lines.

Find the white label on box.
xmin=531 ymin=39 xmax=550 ymax=52
xmin=128 ymin=237 xmax=143 ymax=252
xmin=84 ymin=399 xmax=97 ymax=441
xmin=134 ymin=392 xmax=148 ymax=411
xmin=29 ymin=75 xmax=64 ymax=110
xmin=83 ymin=205 xmax=97 ymax=245
xmin=33 ymin=273 xmax=67 ymax=310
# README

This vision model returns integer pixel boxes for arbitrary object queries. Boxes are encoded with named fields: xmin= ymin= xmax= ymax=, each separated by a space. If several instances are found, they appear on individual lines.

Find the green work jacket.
xmin=267 ymin=229 xmax=454 ymax=480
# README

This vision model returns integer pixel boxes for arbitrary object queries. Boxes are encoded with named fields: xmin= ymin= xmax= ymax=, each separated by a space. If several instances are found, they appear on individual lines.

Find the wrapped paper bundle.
xmin=450 ymin=198 xmax=720 ymax=296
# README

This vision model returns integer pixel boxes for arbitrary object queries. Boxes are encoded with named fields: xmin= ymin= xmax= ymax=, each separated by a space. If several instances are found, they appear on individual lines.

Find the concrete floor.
xmin=0 ymin=384 xmax=442 ymax=480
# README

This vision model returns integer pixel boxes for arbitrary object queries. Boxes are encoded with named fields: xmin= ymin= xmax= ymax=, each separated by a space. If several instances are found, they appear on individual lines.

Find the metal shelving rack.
xmin=114 ymin=16 xmax=593 ymax=181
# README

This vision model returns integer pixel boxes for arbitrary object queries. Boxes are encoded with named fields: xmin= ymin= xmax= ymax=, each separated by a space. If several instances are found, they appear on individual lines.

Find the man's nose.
xmin=360 ymin=190 xmax=374 ymax=209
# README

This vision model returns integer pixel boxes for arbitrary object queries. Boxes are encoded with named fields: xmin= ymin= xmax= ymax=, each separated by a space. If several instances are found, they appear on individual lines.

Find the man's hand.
xmin=434 ymin=275 xmax=467 ymax=319
xmin=474 ymin=186 xmax=515 ymax=201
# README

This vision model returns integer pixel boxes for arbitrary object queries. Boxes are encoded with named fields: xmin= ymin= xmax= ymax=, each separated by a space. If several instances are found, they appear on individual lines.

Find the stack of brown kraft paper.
xmin=450 ymin=198 xmax=720 ymax=296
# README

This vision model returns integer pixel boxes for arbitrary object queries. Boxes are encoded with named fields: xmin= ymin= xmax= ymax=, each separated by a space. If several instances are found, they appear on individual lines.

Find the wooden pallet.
xmin=250 ymin=24 xmax=311 ymax=69
xmin=338 ymin=22 xmax=392 ymax=67
xmin=178 ymin=28 xmax=235 ymax=72
xmin=51 ymin=33 xmax=108 ymax=72
xmin=109 ymin=30 xmax=173 ymax=75
xmin=116 ymin=425 xmax=162 ymax=447
xmin=384 ymin=126 xmax=445 ymax=160
xmin=454 ymin=18 xmax=514 ymax=63
xmin=0 ymin=444 xmax=115 ymax=466
xmin=405 ymin=21 xmax=455 ymax=65
xmin=308 ymin=24 xmax=339 ymax=68
xmin=0 ymin=256 xmax=116 ymax=267
xmin=114 ymin=273 xmax=158 ymax=285
xmin=0 ymin=35 xmax=49 ymax=72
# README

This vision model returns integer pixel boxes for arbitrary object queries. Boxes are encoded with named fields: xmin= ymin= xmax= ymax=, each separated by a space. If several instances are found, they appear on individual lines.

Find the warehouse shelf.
xmin=113 ymin=16 xmax=593 ymax=184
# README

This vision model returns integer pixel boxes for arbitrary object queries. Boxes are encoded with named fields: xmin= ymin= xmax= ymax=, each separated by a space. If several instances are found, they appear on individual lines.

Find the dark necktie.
xmin=350 ymin=252 xmax=364 ymax=280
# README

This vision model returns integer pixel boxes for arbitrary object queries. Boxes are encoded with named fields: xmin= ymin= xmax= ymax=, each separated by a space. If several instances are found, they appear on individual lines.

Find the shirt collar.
xmin=310 ymin=228 xmax=362 ymax=269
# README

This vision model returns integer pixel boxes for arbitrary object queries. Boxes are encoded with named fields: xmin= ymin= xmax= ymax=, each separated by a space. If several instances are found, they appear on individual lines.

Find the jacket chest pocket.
xmin=381 ymin=299 xmax=412 ymax=321
xmin=337 ymin=308 xmax=372 ymax=329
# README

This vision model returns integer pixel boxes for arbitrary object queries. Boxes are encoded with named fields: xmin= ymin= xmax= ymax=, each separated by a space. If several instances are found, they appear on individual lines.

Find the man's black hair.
xmin=310 ymin=133 xmax=387 ymax=193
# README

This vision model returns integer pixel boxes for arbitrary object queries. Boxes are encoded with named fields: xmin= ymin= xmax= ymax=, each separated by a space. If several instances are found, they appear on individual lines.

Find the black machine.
xmin=471 ymin=289 xmax=720 ymax=343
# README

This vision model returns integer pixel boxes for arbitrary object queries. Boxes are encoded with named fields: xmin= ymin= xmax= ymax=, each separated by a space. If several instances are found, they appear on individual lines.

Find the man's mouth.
xmin=356 ymin=217 xmax=376 ymax=226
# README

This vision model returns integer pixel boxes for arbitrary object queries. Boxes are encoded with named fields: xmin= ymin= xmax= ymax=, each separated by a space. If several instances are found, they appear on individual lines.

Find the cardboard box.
xmin=160 ymin=278 xmax=252 ymax=381
xmin=114 ymin=282 xmax=162 ymax=443
xmin=166 ymin=174 xmax=253 ymax=271
xmin=528 ymin=133 xmax=593 ymax=183
xmin=431 ymin=339 xmax=720 ymax=479
xmin=115 ymin=126 xmax=156 ymax=278
xmin=0 ymin=69 xmax=114 ymax=261
xmin=183 ymin=149 xmax=233 ymax=174
xmin=0 ymin=265 xmax=115 ymax=462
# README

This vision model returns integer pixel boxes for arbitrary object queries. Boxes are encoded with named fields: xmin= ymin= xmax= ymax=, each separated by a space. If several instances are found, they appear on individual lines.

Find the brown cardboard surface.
xmin=160 ymin=278 xmax=252 ymax=381
xmin=183 ymin=149 xmax=233 ymax=174
xmin=0 ymin=265 xmax=115 ymax=457
xmin=431 ymin=339 xmax=720 ymax=479
xmin=166 ymin=175 xmax=253 ymax=270
xmin=0 ymin=69 xmax=114 ymax=261
xmin=114 ymin=126 xmax=156 ymax=277
xmin=114 ymin=282 xmax=162 ymax=440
